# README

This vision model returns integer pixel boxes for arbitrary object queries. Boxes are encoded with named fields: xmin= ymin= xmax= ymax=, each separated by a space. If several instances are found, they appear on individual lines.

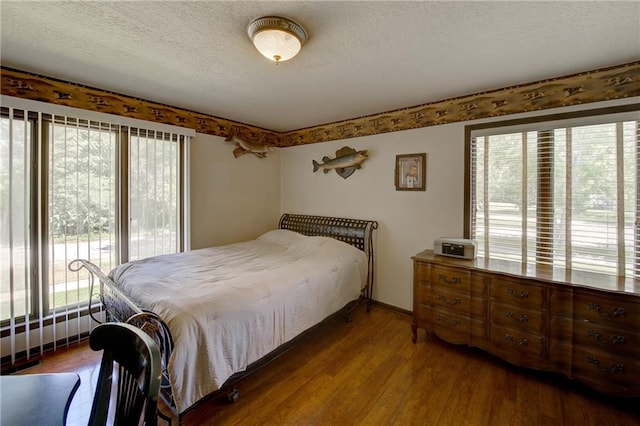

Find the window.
xmin=128 ymin=129 xmax=183 ymax=261
xmin=0 ymin=112 xmax=34 ymax=321
xmin=1 ymin=100 xmax=192 ymax=353
xmin=45 ymin=117 xmax=118 ymax=319
xmin=466 ymin=105 xmax=640 ymax=277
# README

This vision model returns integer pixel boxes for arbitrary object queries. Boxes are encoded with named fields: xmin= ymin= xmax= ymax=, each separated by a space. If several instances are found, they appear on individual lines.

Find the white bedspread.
xmin=108 ymin=229 xmax=367 ymax=413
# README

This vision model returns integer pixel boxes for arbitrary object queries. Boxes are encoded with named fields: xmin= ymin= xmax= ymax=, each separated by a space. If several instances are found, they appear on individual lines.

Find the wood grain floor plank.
xmin=458 ymin=363 xmax=495 ymax=425
xmin=11 ymin=304 xmax=639 ymax=426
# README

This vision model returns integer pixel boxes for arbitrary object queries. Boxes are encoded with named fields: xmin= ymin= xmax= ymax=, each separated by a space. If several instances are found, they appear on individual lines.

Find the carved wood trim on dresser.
xmin=411 ymin=249 xmax=640 ymax=398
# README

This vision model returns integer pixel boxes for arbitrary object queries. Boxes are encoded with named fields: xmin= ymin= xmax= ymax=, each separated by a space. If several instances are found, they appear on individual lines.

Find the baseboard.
xmin=1 ymin=332 xmax=89 ymax=374
xmin=370 ymin=300 xmax=412 ymax=317
xmin=1 ymin=354 xmax=42 ymax=375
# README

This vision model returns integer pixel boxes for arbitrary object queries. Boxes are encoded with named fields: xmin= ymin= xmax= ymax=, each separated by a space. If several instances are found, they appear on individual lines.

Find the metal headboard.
xmin=278 ymin=213 xmax=379 ymax=306
xmin=278 ymin=213 xmax=378 ymax=252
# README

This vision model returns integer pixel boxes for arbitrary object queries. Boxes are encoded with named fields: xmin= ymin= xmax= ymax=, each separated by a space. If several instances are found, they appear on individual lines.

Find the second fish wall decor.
xmin=312 ymin=146 xmax=369 ymax=179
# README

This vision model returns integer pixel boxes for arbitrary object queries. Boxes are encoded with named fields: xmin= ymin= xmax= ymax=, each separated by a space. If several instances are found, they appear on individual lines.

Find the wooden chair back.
xmin=88 ymin=322 xmax=162 ymax=426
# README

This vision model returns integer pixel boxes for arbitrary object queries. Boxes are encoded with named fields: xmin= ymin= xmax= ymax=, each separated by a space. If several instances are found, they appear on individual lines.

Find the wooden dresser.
xmin=412 ymin=250 xmax=640 ymax=397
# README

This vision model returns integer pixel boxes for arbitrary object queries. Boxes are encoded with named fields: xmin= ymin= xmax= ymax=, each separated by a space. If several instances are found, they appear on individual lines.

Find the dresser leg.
xmin=411 ymin=319 xmax=417 ymax=343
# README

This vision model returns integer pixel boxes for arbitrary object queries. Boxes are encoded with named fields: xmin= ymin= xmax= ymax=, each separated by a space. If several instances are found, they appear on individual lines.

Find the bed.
xmin=70 ymin=214 xmax=378 ymax=421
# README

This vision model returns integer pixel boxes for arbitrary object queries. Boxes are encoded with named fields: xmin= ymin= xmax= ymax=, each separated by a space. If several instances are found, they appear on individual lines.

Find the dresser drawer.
xmin=573 ymin=346 xmax=640 ymax=391
xmin=489 ymin=324 xmax=544 ymax=357
xmin=489 ymin=324 xmax=544 ymax=358
xmin=574 ymin=291 xmax=640 ymax=327
xmin=431 ymin=308 xmax=470 ymax=345
xmin=490 ymin=278 xmax=545 ymax=308
xmin=432 ymin=265 xmax=471 ymax=292
xmin=429 ymin=287 xmax=471 ymax=314
xmin=573 ymin=320 xmax=640 ymax=357
xmin=490 ymin=301 xmax=544 ymax=333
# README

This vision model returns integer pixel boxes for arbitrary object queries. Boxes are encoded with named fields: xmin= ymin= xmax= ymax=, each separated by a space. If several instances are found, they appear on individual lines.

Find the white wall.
xmin=280 ymin=98 xmax=640 ymax=311
xmin=280 ymin=125 xmax=464 ymax=310
xmin=190 ymin=133 xmax=281 ymax=249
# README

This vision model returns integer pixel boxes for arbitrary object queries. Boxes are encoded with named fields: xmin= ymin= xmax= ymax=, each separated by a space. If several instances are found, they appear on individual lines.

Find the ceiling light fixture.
xmin=248 ymin=16 xmax=307 ymax=64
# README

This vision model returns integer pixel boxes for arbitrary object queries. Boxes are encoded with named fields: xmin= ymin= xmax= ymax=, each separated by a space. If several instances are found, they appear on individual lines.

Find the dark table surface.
xmin=0 ymin=372 xmax=80 ymax=426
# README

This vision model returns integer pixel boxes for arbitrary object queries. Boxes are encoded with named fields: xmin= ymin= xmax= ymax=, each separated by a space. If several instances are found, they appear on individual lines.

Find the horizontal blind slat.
xmin=471 ymin=115 xmax=639 ymax=277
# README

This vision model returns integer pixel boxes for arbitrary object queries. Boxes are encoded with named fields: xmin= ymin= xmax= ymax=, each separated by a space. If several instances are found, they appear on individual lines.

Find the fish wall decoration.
xmin=225 ymin=130 xmax=277 ymax=158
xmin=312 ymin=146 xmax=369 ymax=179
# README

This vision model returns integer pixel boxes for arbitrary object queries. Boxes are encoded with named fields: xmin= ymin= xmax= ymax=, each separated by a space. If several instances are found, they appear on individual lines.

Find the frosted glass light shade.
xmin=252 ymin=29 xmax=301 ymax=62
xmin=248 ymin=16 xmax=307 ymax=63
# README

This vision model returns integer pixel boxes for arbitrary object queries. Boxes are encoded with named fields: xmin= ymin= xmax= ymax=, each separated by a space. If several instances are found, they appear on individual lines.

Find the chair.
xmin=88 ymin=322 xmax=162 ymax=426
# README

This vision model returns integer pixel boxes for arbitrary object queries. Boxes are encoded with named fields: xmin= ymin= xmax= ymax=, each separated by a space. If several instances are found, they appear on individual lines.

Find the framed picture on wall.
xmin=395 ymin=153 xmax=426 ymax=191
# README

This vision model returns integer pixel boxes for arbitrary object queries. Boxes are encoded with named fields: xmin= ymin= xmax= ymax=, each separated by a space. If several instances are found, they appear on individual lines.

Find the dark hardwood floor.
xmin=14 ymin=304 xmax=639 ymax=425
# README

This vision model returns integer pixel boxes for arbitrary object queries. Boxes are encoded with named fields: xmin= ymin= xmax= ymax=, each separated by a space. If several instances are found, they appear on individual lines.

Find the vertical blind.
xmin=1 ymin=97 xmax=193 ymax=365
xmin=46 ymin=116 xmax=119 ymax=357
xmin=469 ymin=109 xmax=640 ymax=277
xmin=129 ymin=129 xmax=183 ymax=261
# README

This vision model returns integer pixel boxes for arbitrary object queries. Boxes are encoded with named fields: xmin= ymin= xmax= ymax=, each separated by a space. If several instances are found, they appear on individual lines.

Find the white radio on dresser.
xmin=433 ymin=238 xmax=477 ymax=259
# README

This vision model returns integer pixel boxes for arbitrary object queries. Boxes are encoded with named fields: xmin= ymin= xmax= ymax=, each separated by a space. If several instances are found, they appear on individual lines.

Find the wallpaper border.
xmin=2 ymin=62 xmax=639 ymax=147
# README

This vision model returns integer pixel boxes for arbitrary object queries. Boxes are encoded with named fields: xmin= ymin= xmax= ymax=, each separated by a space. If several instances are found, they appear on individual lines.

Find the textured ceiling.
xmin=1 ymin=1 xmax=639 ymax=132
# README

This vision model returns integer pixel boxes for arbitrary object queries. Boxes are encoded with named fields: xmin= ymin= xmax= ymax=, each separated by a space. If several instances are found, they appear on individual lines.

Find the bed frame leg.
xmin=227 ymin=388 xmax=240 ymax=403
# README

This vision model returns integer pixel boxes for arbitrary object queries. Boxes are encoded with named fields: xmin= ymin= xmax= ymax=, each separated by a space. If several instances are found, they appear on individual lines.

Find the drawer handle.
xmin=438 ymin=294 xmax=461 ymax=305
xmin=506 ymin=288 xmax=529 ymax=298
xmin=438 ymin=274 xmax=462 ymax=285
xmin=437 ymin=314 xmax=461 ymax=327
xmin=504 ymin=312 xmax=529 ymax=322
xmin=586 ymin=329 xmax=627 ymax=345
xmin=586 ymin=357 xmax=625 ymax=374
xmin=504 ymin=334 xmax=528 ymax=346
xmin=586 ymin=303 xmax=627 ymax=318
xmin=610 ymin=335 xmax=627 ymax=345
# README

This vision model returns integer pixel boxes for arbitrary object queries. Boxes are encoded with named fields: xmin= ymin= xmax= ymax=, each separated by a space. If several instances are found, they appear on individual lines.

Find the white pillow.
xmin=256 ymin=229 xmax=305 ymax=246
